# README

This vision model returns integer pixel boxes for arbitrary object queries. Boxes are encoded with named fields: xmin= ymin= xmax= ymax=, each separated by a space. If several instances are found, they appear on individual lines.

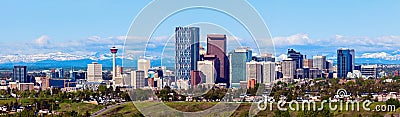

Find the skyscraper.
xmin=281 ymin=59 xmax=296 ymax=83
xmin=13 ymin=66 xmax=28 ymax=83
xmin=287 ymin=49 xmax=304 ymax=69
xmin=337 ymin=48 xmax=355 ymax=78
xmin=246 ymin=61 xmax=263 ymax=83
xmin=198 ymin=60 xmax=217 ymax=85
xmin=313 ymin=56 xmax=326 ymax=71
xmin=303 ymin=59 xmax=313 ymax=68
xmin=87 ymin=62 xmax=103 ymax=82
xmin=132 ymin=70 xmax=145 ymax=89
xmin=206 ymin=34 xmax=229 ymax=86
xmin=175 ymin=27 xmax=200 ymax=83
xmin=138 ymin=59 xmax=150 ymax=78
xmin=229 ymin=47 xmax=252 ymax=88
xmin=263 ymin=62 xmax=276 ymax=85
xmin=245 ymin=61 xmax=276 ymax=86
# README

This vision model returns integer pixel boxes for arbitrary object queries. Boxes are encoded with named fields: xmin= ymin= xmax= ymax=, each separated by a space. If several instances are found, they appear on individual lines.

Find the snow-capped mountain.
xmin=0 ymin=52 xmax=174 ymax=68
xmin=0 ymin=52 xmax=115 ymax=64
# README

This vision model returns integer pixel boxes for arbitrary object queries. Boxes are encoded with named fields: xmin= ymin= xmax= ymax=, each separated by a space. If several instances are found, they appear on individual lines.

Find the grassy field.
xmin=97 ymin=102 xmax=400 ymax=117
xmin=98 ymin=102 xmax=143 ymax=117
xmin=0 ymin=98 xmax=38 ymax=106
xmin=164 ymin=102 xmax=218 ymax=112
xmin=58 ymin=102 xmax=105 ymax=114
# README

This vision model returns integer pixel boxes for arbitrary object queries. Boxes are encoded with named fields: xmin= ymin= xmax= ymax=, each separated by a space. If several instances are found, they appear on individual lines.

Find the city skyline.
xmin=1 ymin=1 xmax=400 ymax=65
xmin=1 ymin=1 xmax=400 ymax=116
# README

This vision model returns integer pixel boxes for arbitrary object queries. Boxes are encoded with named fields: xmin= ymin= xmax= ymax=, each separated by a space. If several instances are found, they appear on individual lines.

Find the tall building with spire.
xmin=110 ymin=47 xmax=123 ymax=87
xmin=110 ymin=47 xmax=118 ymax=79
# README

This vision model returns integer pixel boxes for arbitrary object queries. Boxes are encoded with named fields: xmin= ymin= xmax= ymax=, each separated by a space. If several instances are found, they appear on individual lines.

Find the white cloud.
xmin=272 ymin=33 xmax=313 ymax=46
xmin=276 ymin=54 xmax=288 ymax=61
xmin=34 ymin=35 xmax=51 ymax=45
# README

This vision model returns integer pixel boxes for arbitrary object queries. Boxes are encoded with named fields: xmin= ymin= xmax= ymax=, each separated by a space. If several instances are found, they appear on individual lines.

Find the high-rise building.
xmin=229 ymin=47 xmax=252 ymax=88
xmin=287 ymin=49 xmax=304 ymax=69
xmin=138 ymin=59 xmax=150 ymax=78
xmin=87 ymin=62 xmax=103 ymax=82
xmin=303 ymin=59 xmax=313 ymax=68
xmin=337 ymin=48 xmax=355 ymax=78
xmin=263 ymin=62 xmax=276 ymax=85
xmin=313 ymin=56 xmax=326 ymax=71
xmin=281 ymin=59 xmax=296 ymax=83
xmin=13 ymin=66 xmax=29 ymax=83
xmin=245 ymin=61 xmax=276 ymax=86
xmin=326 ymin=60 xmax=334 ymax=72
xmin=175 ymin=27 xmax=200 ymax=83
xmin=246 ymin=61 xmax=263 ymax=83
xmin=206 ymin=34 xmax=229 ymax=86
xmin=198 ymin=60 xmax=217 ymax=84
xmin=132 ymin=70 xmax=145 ymax=89
xmin=361 ymin=65 xmax=378 ymax=79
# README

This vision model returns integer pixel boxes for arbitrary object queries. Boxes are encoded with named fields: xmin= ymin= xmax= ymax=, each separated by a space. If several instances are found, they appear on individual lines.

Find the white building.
xmin=313 ymin=56 xmax=326 ymax=71
xmin=262 ymin=62 xmax=276 ymax=85
xmin=246 ymin=61 xmax=263 ymax=83
xmin=197 ymin=60 xmax=216 ymax=85
xmin=138 ymin=59 xmax=150 ymax=78
xmin=87 ymin=62 xmax=102 ymax=82
xmin=361 ymin=65 xmax=378 ymax=79
xmin=246 ymin=61 xmax=276 ymax=85
xmin=281 ymin=59 xmax=295 ymax=83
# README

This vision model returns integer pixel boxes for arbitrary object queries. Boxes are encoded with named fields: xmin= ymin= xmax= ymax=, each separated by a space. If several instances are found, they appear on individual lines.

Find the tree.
xmin=386 ymin=99 xmax=400 ymax=109
xmin=84 ymin=110 xmax=90 ymax=117
xmin=274 ymin=110 xmax=290 ymax=117
xmin=98 ymin=85 xmax=107 ymax=96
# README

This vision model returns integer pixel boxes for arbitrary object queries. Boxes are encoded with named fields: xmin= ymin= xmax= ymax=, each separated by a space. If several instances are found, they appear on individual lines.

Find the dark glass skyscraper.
xmin=175 ymin=27 xmax=200 ymax=83
xmin=337 ymin=48 xmax=355 ymax=78
xmin=13 ymin=66 xmax=28 ymax=83
xmin=287 ymin=49 xmax=304 ymax=69
xmin=206 ymin=34 xmax=229 ymax=87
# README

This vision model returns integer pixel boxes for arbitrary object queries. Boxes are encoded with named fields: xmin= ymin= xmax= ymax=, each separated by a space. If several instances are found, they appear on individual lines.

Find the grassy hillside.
xmin=98 ymin=102 xmax=400 ymax=117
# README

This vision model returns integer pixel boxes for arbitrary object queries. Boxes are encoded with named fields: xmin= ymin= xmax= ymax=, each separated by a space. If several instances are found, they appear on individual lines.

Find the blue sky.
xmin=1 ymin=0 xmax=400 ymax=62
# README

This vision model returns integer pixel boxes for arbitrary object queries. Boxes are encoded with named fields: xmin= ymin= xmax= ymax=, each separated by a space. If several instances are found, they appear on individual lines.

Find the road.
xmin=90 ymin=102 xmax=128 ymax=117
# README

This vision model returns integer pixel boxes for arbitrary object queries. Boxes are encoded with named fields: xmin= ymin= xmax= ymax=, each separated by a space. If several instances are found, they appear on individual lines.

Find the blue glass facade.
xmin=287 ymin=49 xmax=304 ymax=69
xmin=13 ymin=66 xmax=29 ymax=83
xmin=175 ymin=27 xmax=200 ymax=82
xmin=337 ymin=48 xmax=355 ymax=78
xmin=229 ymin=48 xmax=252 ymax=88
